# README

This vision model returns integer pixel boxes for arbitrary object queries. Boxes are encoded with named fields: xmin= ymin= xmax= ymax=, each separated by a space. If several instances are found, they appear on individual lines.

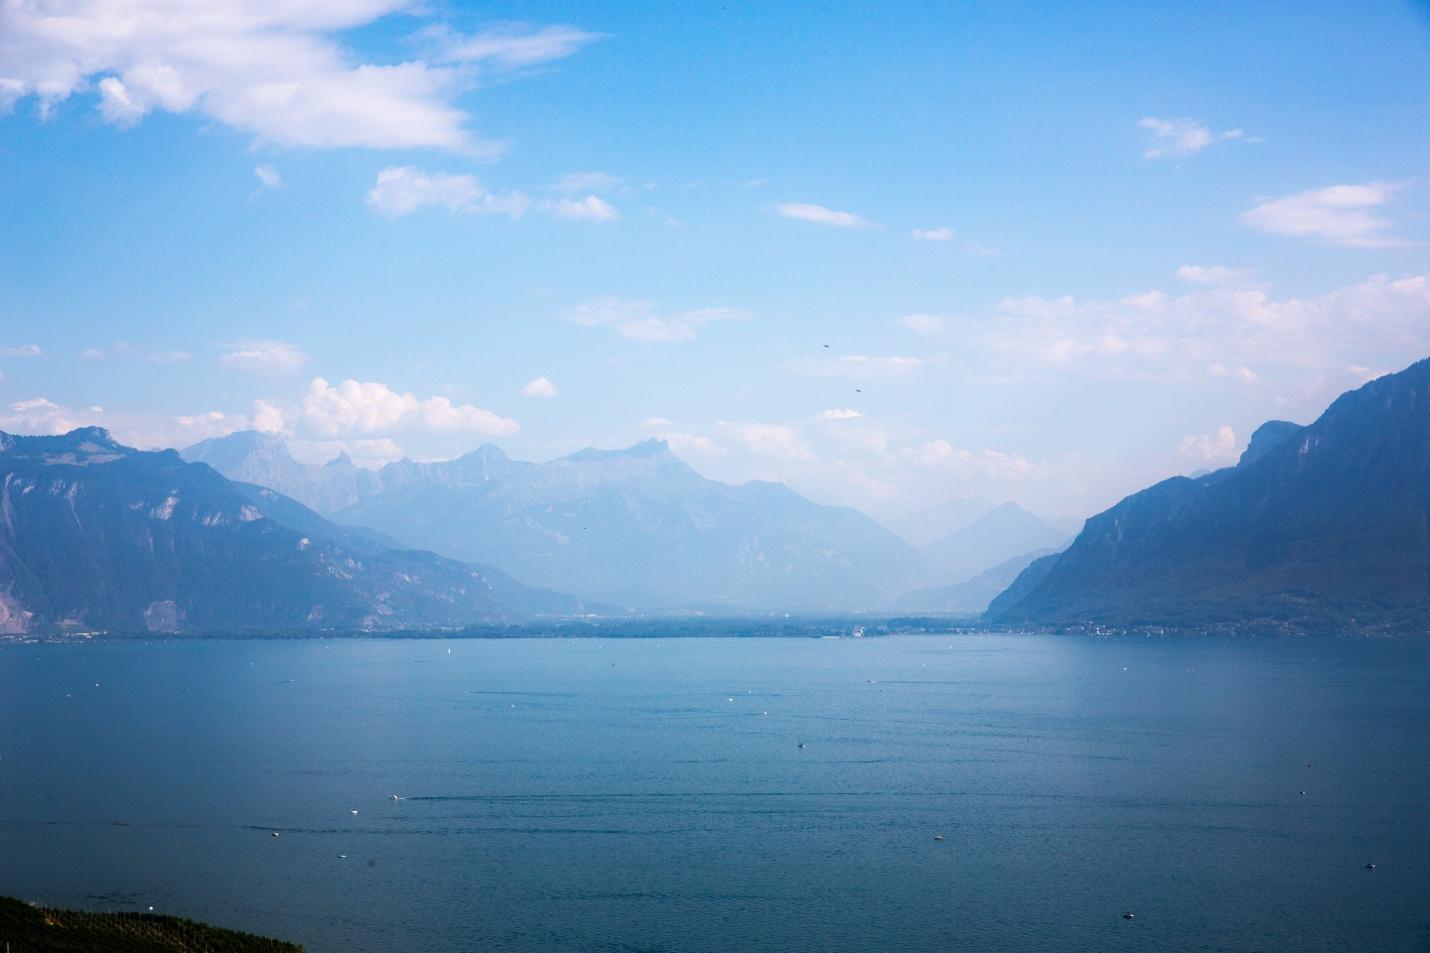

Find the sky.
xmin=1 ymin=0 xmax=1428 ymax=529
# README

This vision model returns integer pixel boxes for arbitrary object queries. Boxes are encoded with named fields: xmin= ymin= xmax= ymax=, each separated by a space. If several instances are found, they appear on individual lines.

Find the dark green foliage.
xmin=0 ymin=896 xmax=300 ymax=953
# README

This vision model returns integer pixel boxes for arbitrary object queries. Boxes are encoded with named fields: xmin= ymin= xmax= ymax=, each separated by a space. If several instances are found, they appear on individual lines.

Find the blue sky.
xmin=1 ymin=0 xmax=1428 ymax=528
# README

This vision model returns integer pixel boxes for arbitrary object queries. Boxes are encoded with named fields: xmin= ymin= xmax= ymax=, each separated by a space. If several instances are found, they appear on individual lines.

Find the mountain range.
xmin=187 ymin=433 xmax=945 ymax=611
xmin=0 ymin=429 xmax=589 ymax=635
xmin=988 ymin=358 xmax=1430 ymax=634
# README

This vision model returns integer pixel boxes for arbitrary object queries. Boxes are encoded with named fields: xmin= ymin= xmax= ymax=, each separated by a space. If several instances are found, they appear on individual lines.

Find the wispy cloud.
xmin=0 ymin=344 xmax=42 ymax=358
xmin=1138 ymin=117 xmax=1252 ymax=158
xmin=566 ymin=298 xmax=748 ymax=342
xmin=912 ymin=226 xmax=954 ymax=241
xmin=786 ymin=354 xmax=924 ymax=378
xmin=421 ymin=23 xmax=605 ymax=69
xmin=543 ymin=195 xmax=619 ymax=221
xmin=549 ymin=172 xmax=623 ymax=194
xmin=1175 ymin=265 xmax=1262 ymax=288
xmin=219 ymin=340 xmax=308 ymax=375
xmin=366 ymin=167 xmax=531 ymax=218
xmin=776 ymin=203 xmax=873 ymax=229
xmin=1239 ymin=182 xmax=1411 ymax=247
xmin=253 ymin=165 xmax=283 ymax=190
xmin=898 ymin=313 xmax=945 ymax=335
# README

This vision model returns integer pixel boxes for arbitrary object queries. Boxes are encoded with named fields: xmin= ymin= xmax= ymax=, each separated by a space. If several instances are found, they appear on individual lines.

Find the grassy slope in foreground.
xmin=0 ymin=896 xmax=300 ymax=953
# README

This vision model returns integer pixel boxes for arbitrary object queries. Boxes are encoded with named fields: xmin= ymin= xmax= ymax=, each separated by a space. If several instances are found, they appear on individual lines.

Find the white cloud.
xmin=422 ymin=23 xmax=605 ymax=69
xmin=814 ymin=408 xmax=862 ymax=420
xmin=299 ymin=377 xmax=518 ymax=438
xmin=717 ymin=421 xmax=814 ymax=461
xmin=1208 ymin=363 xmax=1258 ymax=382
xmin=898 ymin=313 xmax=945 ymax=335
xmin=549 ymin=171 xmax=622 ymax=194
xmin=785 ymin=354 xmax=924 ymax=378
xmin=565 ymin=297 xmax=748 ymax=342
xmin=776 ymin=203 xmax=872 ymax=229
xmin=542 ymin=194 xmax=619 ymax=221
xmin=1179 ymin=425 xmax=1238 ymax=463
xmin=1138 ymin=117 xmax=1249 ymax=159
xmin=1239 ymin=182 xmax=1410 ymax=248
xmin=254 ymin=164 xmax=284 ymax=189
xmin=1175 ymin=264 xmax=1261 ymax=288
xmin=219 ymin=340 xmax=308 ymax=375
xmin=898 ymin=439 xmax=1038 ymax=479
xmin=77 ymin=343 xmax=191 ymax=364
xmin=638 ymin=417 xmax=672 ymax=429
xmin=656 ymin=431 xmax=725 ymax=456
xmin=366 ymin=166 xmax=531 ymax=218
xmin=522 ymin=376 xmax=558 ymax=398
xmin=0 ymin=1 xmax=580 ymax=153
xmin=1 ymin=397 xmax=80 ymax=434
xmin=939 ymin=273 xmax=1430 ymax=390
xmin=912 ymin=226 xmax=954 ymax=241
xmin=0 ymin=345 xmax=42 ymax=357
xmin=252 ymin=399 xmax=287 ymax=433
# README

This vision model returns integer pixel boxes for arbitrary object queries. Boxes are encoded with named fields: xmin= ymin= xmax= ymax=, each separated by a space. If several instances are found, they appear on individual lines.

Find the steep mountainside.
xmin=925 ymin=501 xmax=1070 ymax=582
xmin=987 ymin=358 xmax=1430 ymax=633
xmin=0 ymin=429 xmax=587 ymax=634
xmin=189 ymin=434 xmax=940 ymax=611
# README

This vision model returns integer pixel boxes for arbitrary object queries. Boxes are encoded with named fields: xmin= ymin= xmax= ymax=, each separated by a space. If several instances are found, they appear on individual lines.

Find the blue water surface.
xmin=1 ymin=634 xmax=1426 ymax=953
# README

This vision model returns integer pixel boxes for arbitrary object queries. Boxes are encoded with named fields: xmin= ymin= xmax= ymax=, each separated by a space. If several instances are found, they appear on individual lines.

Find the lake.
xmin=1 ymin=634 xmax=1427 ymax=952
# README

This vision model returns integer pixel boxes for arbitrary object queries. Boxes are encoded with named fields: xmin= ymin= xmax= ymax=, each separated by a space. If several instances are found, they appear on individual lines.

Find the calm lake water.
xmin=1 ymin=635 xmax=1427 ymax=953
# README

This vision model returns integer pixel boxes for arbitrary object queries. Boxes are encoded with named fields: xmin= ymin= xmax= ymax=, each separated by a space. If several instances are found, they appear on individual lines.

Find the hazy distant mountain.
xmin=184 ymin=430 xmax=379 ymax=513
xmin=0 ymin=428 xmax=588 ymax=635
xmin=879 ymin=496 xmax=995 ymax=549
xmin=988 ymin=358 xmax=1430 ymax=634
xmin=190 ymin=434 xmax=940 ymax=611
xmin=892 ymin=547 xmax=1061 ymax=615
xmin=924 ymin=502 xmax=1069 ymax=583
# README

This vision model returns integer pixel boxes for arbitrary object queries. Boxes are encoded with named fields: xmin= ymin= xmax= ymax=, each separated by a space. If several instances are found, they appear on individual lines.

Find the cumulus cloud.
xmin=0 ymin=3 xmax=600 ymax=153
xmin=1239 ymin=182 xmax=1410 ymax=247
xmin=254 ymin=164 xmax=283 ymax=189
xmin=785 ymin=354 xmax=924 ymax=378
xmin=0 ymin=397 xmax=80 ymax=434
xmin=815 ymin=409 xmax=862 ymax=420
xmin=299 ymin=377 xmax=518 ymax=437
xmin=522 ymin=376 xmax=558 ymax=398
xmin=912 ymin=226 xmax=954 ymax=241
xmin=898 ymin=313 xmax=945 ymax=335
xmin=565 ymin=297 xmax=748 ymax=343
xmin=366 ymin=166 xmax=531 ymax=218
xmin=1179 ymin=425 xmax=1239 ymax=463
xmin=776 ymin=203 xmax=873 ymax=229
xmin=219 ymin=340 xmax=308 ymax=375
xmin=0 ymin=344 xmax=43 ymax=357
xmin=1138 ymin=117 xmax=1249 ymax=158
